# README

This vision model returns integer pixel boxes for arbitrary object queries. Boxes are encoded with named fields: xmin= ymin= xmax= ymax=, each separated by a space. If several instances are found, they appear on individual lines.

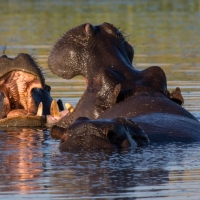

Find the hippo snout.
xmin=51 ymin=126 xmax=67 ymax=141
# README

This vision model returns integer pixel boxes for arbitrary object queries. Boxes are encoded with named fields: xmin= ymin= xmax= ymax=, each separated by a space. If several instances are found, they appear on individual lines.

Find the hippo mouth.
xmin=0 ymin=70 xmax=43 ymax=118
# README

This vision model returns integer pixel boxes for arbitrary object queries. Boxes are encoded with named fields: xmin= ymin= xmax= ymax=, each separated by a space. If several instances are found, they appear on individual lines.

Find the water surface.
xmin=0 ymin=1 xmax=200 ymax=199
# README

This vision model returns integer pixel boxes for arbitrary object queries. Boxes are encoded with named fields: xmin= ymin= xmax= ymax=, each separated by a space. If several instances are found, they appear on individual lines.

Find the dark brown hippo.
xmin=51 ymin=117 xmax=149 ymax=151
xmin=0 ymin=53 xmax=56 ymax=127
xmin=48 ymin=22 xmax=200 ymax=149
xmin=48 ymin=23 xmax=170 ymax=126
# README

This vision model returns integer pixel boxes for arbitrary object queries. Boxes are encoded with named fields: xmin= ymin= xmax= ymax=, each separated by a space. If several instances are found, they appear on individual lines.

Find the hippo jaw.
xmin=0 ymin=71 xmax=43 ymax=117
xmin=0 ymin=54 xmax=50 ymax=120
xmin=48 ymin=22 xmax=134 ymax=81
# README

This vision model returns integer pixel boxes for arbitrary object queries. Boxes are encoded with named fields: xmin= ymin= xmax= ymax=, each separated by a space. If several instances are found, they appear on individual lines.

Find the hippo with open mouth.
xmin=48 ymin=22 xmax=200 ymax=150
xmin=0 ymin=53 xmax=54 ymax=127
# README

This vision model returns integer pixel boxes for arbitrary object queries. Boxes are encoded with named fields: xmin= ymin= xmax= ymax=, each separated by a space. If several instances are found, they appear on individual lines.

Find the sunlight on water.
xmin=0 ymin=0 xmax=200 ymax=199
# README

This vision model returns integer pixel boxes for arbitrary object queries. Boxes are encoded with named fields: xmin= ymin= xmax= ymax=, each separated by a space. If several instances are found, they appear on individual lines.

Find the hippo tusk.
xmin=65 ymin=103 xmax=74 ymax=113
xmin=50 ymin=99 xmax=60 ymax=117
xmin=36 ymin=102 xmax=43 ymax=116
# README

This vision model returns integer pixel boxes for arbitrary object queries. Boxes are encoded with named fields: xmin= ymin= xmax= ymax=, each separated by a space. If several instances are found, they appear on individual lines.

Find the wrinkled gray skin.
xmin=48 ymin=22 xmax=200 ymax=149
xmin=0 ymin=53 xmax=53 ymax=127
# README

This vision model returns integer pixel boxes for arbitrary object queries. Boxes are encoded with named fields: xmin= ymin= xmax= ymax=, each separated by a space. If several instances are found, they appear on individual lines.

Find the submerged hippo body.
xmin=51 ymin=117 xmax=149 ymax=151
xmin=98 ymin=87 xmax=200 ymax=143
xmin=48 ymin=22 xmax=200 ymax=149
xmin=0 ymin=54 xmax=53 ymax=126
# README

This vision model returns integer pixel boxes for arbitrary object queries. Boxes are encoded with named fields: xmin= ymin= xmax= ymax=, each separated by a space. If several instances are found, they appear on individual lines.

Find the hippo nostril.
xmin=85 ymin=23 xmax=95 ymax=36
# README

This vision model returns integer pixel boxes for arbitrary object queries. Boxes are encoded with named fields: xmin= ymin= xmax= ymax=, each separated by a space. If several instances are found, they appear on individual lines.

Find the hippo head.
xmin=48 ymin=22 xmax=134 ymax=80
xmin=51 ymin=117 xmax=149 ymax=151
xmin=0 ymin=53 xmax=52 ymax=120
xmin=47 ymin=22 xmax=171 ymax=128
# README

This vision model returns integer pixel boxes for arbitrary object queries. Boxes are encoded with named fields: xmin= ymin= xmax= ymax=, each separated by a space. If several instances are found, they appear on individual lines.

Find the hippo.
xmin=0 ymin=53 xmax=61 ymax=127
xmin=51 ymin=117 xmax=149 ymax=151
xmin=48 ymin=22 xmax=200 ymax=149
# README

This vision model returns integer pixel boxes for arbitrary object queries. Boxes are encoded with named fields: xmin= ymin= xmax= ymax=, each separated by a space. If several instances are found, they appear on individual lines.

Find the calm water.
xmin=0 ymin=0 xmax=200 ymax=199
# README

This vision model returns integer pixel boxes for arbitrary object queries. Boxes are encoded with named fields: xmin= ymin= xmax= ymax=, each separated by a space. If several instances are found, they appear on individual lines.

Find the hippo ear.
xmin=124 ymin=119 xmax=149 ymax=146
xmin=170 ymin=87 xmax=184 ymax=105
xmin=102 ymin=22 xmax=118 ymax=38
xmin=85 ymin=23 xmax=95 ymax=36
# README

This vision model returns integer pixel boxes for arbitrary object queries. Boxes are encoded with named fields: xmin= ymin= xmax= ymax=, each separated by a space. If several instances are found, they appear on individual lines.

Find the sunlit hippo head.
xmin=51 ymin=117 xmax=149 ymax=151
xmin=48 ymin=22 xmax=134 ymax=80
xmin=47 ymin=22 xmax=172 ymax=129
xmin=0 ymin=53 xmax=53 ymax=126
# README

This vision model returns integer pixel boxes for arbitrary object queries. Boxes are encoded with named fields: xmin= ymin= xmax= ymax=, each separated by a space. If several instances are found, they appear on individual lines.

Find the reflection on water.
xmin=0 ymin=0 xmax=200 ymax=199
xmin=0 ymin=128 xmax=50 ymax=194
xmin=1 ymin=131 xmax=200 ymax=199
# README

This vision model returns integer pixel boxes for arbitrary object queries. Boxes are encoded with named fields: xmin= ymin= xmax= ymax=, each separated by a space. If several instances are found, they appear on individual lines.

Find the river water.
xmin=0 ymin=0 xmax=200 ymax=199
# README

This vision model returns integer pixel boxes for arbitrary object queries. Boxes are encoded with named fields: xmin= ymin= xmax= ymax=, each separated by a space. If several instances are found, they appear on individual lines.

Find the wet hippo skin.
xmin=48 ymin=22 xmax=200 ymax=149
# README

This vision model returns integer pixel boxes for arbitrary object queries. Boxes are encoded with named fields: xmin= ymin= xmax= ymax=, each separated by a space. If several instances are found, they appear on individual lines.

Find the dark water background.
xmin=0 ymin=0 xmax=200 ymax=199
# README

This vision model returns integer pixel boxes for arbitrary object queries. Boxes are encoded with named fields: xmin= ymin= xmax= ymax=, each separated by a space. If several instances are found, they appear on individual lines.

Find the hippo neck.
xmin=86 ymin=62 xmax=138 ymax=81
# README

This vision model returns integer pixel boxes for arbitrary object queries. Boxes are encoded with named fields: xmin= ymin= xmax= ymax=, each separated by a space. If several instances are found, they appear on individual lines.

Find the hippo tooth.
xmin=50 ymin=99 xmax=60 ymax=117
xmin=36 ymin=102 xmax=43 ymax=116
xmin=65 ymin=102 xmax=74 ymax=113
